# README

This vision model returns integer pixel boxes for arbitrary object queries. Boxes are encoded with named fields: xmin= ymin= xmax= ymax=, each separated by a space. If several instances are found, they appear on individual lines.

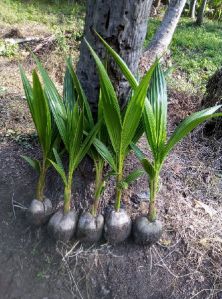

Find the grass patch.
xmin=0 ymin=0 xmax=85 ymax=57
xmin=1 ymin=1 xmax=221 ymax=93
xmin=0 ymin=39 xmax=19 ymax=57
xmin=0 ymin=0 xmax=85 ymax=29
xmin=145 ymin=17 xmax=222 ymax=93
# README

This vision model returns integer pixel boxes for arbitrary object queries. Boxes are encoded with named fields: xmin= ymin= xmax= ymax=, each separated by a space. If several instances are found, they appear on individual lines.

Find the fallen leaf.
xmin=160 ymin=239 xmax=172 ymax=246
xmin=194 ymin=200 xmax=217 ymax=218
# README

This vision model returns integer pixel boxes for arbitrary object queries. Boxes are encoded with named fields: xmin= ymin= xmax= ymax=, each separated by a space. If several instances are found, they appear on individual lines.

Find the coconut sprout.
xmin=34 ymin=58 xmax=100 ymax=241
xmin=85 ymin=39 xmax=155 ymax=243
xmin=20 ymin=68 xmax=57 ymax=225
xmin=67 ymin=62 xmax=107 ymax=243
xmin=95 ymin=33 xmax=222 ymax=245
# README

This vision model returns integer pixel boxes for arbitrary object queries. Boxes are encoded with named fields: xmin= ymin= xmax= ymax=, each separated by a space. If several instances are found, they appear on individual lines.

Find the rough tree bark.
xmin=190 ymin=0 xmax=197 ymax=19
xmin=153 ymin=0 xmax=161 ymax=9
xmin=77 ymin=0 xmax=153 ymax=113
xmin=196 ymin=0 xmax=208 ymax=26
xmin=142 ymin=0 xmax=186 ymax=70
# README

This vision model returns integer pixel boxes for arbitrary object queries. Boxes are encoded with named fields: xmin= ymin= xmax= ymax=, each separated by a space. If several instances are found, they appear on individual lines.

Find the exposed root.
xmin=56 ymin=242 xmax=121 ymax=298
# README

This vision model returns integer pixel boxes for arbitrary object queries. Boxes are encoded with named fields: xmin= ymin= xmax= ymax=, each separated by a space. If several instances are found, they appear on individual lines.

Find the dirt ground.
xmin=1 ymin=24 xmax=222 ymax=299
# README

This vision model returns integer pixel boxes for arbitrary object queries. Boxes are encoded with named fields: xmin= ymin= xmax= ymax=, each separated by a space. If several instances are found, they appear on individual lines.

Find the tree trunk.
xmin=196 ymin=0 xmax=208 ymax=26
xmin=189 ymin=0 xmax=197 ymax=19
xmin=153 ymin=0 xmax=161 ymax=8
xmin=142 ymin=0 xmax=186 ymax=71
xmin=77 ymin=0 xmax=153 ymax=113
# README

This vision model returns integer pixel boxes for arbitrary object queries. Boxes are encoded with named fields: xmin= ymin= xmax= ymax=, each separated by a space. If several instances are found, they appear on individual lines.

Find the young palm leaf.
xmin=85 ymin=39 xmax=154 ymax=212
xmin=20 ymin=68 xmax=53 ymax=200
xmin=38 ymin=61 xmax=100 ymax=214
xmin=34 ymin=60 xmax=101 ymax=241
xmin=95 ymin=34 xmax=222 ymax=223
xmin=66 ymin=59 xmax=108 ymax=219
xmin=133 ymin=63 xmax=222 ymax=223
xmin=20 ymin=67 xmax=57 ymax=225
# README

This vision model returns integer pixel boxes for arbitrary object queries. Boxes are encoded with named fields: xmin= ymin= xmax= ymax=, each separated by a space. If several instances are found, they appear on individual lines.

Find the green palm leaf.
xmin=163 ymin=106 xmax=222 ymax=161
xmin=49 ymin=159 xmax=67 ymax=186
xmin=95 ymin=31 xmax=138 ymax=89
xmin=85 ymin=39 xmax=122 ymax=154
xmin=63 ymin=58 xmax=76 ymax=111
xmin=147 ymin=63 xmax=167 ymax=152
xmin=32 ymin=70 xmax=52 ymax=154
xmin=69 ymin=110 xmax=84 ymax=169
xmin=35 ymin=62 xmax=68 ymax=149
xmin=19 ymin=66 xmax=34 ymax=116
xmin=66 ymin=58 xmax=94 ymax=128
xmin=74 ymin=120 xmax=102 ymax=169
xmin=121 ymin=63 xmax=156 ymax=155
xmin=53 ymin=148 xmax=65 ymax=175
xmin=93 ymin=138 xmax=117 ymax=172
xmin=131 ymin=143 xmax=155 ymax=178
xmin=123 ymin=168 xmax=144 ymax=185
xmin=21 ymin=155 xmax=41 ymax=173
xmin=143 ymin=99 xmax=157 ymax=156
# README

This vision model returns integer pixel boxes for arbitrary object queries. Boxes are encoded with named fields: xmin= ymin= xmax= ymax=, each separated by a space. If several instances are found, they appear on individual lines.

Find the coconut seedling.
xmin=76 ymin=133 xmax=106 ymax=243
xmin=76 ymin=153 xmax=105 ymax=243
xmin=85 ymin=40 xmax=154 ymax=244
xmin=131 ymin=63 xmax=222 ymax=245
xmin=93 ymin=34 xmax=222 ymax=245
xmin=65 ymin=61 xmax=106 ymax=243
xmin=35 ymin=60 xmax=101 ymax=242
xmin=20 ymin=68 xmax=57 ymax=225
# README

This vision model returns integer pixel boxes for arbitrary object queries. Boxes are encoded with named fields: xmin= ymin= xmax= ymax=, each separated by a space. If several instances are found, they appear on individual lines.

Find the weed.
xmin=0 ymin=39 xmax=19 ymax=57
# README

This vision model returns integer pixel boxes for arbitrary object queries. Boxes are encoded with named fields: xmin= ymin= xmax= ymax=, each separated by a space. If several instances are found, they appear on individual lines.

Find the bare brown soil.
xmin=1 ymin=26 xmax=222 ymax=299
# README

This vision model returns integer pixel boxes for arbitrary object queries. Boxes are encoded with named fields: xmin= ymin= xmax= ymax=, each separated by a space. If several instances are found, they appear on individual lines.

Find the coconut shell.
xmin=133 ymin=216 xmax=162 ymax=246
xmin=77 ymin=212 xmax=104 ymax=243
xmin=104 ymin=209 xmax=132 ymax=244
xmin=26 ymin=198 xmax=52 ymax=226
xmin=48 ymin=209 xmax=78 ymax=242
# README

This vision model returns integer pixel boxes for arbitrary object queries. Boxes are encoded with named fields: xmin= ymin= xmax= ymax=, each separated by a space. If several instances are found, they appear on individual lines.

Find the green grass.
xmin=0 ymin=0 xmax=85 ymax=56
xmin=0 ymin=39 xmax=19 ymax=57
xmin=0 ymin=0 xmax=85 ymax=27
xmin=145 ymin=17 xmax=222 ymax=93
xmin=1 ymin=1 xmax=221 ymax=93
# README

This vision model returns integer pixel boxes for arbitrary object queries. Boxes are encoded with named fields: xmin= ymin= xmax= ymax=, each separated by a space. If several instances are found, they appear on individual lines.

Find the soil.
xmin=1 ymin=26 xmax=222 ymax=299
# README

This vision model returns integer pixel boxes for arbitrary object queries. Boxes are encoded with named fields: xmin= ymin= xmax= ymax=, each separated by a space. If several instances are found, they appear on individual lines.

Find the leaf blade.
xmin=121 ymin=63 xmax=156 ymax=154
xmin=85 ymin=39 xmax=122 ymax=154
xmin=21 ymin=155 xmax=40 ymax=173
xmin=163 ymin=106 xmax=222 ymax=160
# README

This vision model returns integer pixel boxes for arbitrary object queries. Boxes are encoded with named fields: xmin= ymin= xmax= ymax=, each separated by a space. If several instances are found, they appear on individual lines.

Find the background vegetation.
xmin=1 ymin=0 xmax=221 ymax=95
xmin=145 ymin=17 xmax=222 ymax=92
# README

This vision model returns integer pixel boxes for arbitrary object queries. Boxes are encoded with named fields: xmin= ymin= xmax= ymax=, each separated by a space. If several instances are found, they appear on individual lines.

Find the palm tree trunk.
xmin=153 ymin=0 xmax=161 ymax=9
xmin=196 ymin=0 xmax=208 ymax=26
xmin=190 ymin=0 xmax=197 ymax=19
xmin=142 ymin=0 xmax=186 ymax=70
xmin=77 ymin=0 xmax=153 ymax=113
